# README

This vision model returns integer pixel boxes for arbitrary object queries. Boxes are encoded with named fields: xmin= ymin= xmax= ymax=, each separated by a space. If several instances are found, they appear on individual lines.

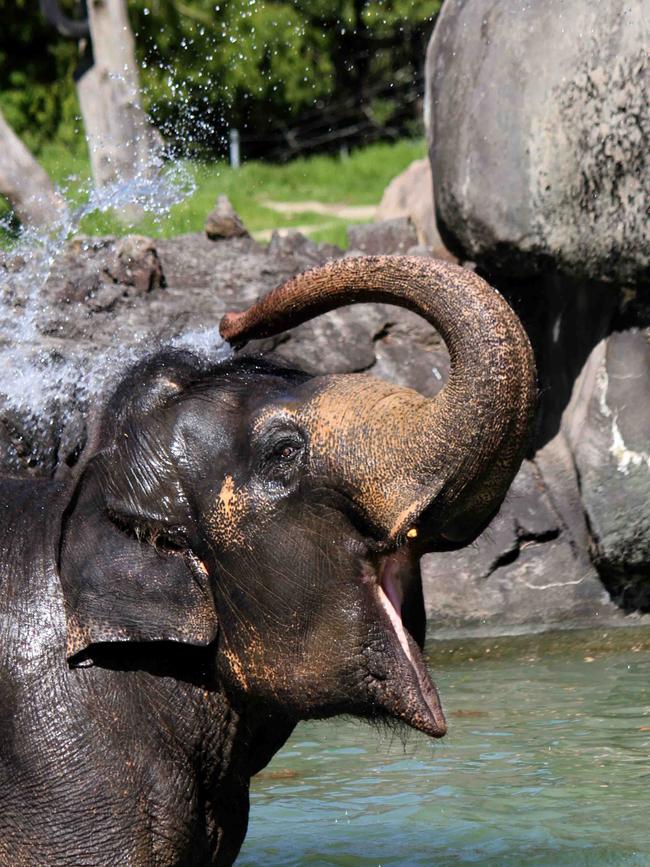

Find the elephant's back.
xmin=0 ymin=478 xmax=68 ymax=671
xmin=0 ymin=479 xmax=80 ymax=859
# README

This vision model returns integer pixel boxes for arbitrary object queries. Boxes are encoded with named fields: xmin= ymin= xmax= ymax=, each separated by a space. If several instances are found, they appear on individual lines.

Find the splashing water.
xmin=0 ymin=154 xmax=231 ymax=474
xmin=0 ymin=152 xmax=194 ymax=323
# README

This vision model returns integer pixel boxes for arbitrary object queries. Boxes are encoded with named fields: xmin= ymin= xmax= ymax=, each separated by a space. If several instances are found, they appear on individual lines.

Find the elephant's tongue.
xmin=372 ymin=555 xmax=447 ymax=738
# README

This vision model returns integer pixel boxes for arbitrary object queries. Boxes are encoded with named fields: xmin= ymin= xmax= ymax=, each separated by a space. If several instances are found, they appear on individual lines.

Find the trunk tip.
xmin=220 ymin=310 xmax=246 ymax=343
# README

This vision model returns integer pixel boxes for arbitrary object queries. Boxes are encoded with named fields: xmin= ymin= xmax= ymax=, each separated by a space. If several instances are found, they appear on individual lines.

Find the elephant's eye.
xmin=254 ymin=420 xmax=306 ymax=482
xmin=258 ymin=433 xmax=305 ymax=481
xmin=270 ymin=439 xmax=302 ymax=463
xmin=277 ymin=443 xmax=298 ymax=461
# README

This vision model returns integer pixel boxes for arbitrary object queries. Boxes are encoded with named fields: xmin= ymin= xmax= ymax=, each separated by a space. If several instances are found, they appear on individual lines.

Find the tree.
xmin=76 ymin=0 xmax=162 ymax=187
xmin=42 ymin=0 xmax=161 ymax=188
xmin=2 ymin=0 xmax=442 ymax=163
xmin=0 ymin=105 xmax=64 ymax=228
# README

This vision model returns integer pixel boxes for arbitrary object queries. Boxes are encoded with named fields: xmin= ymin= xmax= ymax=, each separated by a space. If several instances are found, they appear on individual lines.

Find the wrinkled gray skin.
xmin=0 ymin=357 xmax=427 ymax=867
xmin=0 ymin=467 xmax=269 ymax=866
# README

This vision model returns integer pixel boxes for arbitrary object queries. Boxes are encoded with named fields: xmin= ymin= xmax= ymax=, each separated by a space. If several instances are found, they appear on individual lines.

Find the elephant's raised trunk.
xmin=221 ymin=255 xmax=536 ymax=549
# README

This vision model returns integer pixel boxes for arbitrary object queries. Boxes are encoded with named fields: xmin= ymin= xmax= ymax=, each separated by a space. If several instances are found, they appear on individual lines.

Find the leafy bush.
xmin=0 ymin=0 xmax=440 ymax=159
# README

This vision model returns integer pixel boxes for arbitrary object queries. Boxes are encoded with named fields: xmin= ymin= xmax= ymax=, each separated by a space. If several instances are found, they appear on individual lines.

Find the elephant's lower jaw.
xmin=364 ymin=552 xmax=447 ymax=739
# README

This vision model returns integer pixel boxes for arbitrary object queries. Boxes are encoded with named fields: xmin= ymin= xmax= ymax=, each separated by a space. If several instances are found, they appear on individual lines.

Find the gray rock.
xmin=375 ymin=159 xmax=453 ymax=259
xmin=426 ymin=0 xmax=650 ymax=283
xmin=370 ymin=309 xmax=449 ymax=397
xmin=423 ymin=457 xmax=624 ymax=634
xmin=47 ymin=235 xmax=164 ymax=315
xmin=265 ymin=229 xmax=340 ymax=268
xmin=204 ymin=195 xmax=249 ymax=240
xmin=346 ymin=218 xmax=418 ymax=256
xmin=564 ymin=330 xmax=650 ymax=609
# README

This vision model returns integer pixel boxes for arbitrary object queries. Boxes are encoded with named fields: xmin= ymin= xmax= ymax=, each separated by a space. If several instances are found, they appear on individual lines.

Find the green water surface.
xmin=238 ymin=628 xmax=650 ymax=866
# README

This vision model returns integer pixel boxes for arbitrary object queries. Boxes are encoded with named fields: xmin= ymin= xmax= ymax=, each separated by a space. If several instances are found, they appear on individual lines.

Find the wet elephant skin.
xmin=0 ymin=256 xmax=535 ymax=865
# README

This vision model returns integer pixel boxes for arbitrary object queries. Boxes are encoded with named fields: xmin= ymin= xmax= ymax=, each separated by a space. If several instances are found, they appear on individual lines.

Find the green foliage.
xmin=0 ymin=0 xmax=439 ymax=159
xmin=0 ymin=0 xmax=80 ymax=150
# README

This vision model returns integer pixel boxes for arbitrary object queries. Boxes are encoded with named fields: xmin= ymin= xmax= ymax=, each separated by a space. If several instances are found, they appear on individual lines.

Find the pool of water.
xmin=238 ymin=627 xmax=650 ymax=866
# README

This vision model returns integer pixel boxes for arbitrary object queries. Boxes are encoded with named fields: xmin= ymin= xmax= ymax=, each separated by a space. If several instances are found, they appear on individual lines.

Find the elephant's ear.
xmin=59 ymin=468 xmax=218 ymax=666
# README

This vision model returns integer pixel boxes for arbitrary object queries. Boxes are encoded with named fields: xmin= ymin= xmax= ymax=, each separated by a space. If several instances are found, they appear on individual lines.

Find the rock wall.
xmin=0 ymin=225 xmax=453 ymax=473
xmin=424 ymin=0 xmax=650 ymax=631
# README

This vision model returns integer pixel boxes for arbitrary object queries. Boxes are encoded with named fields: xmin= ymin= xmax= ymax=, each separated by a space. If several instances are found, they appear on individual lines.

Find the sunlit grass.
xmin=1 ymin=138 xmax=426 ymax=248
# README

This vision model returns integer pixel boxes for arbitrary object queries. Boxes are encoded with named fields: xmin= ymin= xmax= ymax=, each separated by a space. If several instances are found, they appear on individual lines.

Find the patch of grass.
xmin=2 ymin=138 xmax=426 ymax=248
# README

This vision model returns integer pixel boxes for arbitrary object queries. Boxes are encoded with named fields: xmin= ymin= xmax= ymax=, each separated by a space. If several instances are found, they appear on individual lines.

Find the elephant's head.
xmin=59 ymin=255 xmax=535 ymax=741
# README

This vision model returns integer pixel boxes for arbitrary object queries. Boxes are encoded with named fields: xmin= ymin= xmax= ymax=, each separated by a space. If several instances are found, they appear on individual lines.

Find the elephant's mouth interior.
xmin=376 ymin=551 xmax=410 ymax=656
xmin=372 ymin=548 xmax=447 ymax=738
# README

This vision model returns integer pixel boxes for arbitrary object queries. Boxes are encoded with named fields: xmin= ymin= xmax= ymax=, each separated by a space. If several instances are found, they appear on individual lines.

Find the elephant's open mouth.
xmin=366 ymin=548 xmax=447 ymax=739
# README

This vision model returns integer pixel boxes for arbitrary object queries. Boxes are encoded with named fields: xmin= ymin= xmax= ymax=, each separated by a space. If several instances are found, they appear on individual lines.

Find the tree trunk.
xmin=0 ymin=108 xmax=65 ymax=228
xmin=76 ymin=0 xmax=161 ymax=188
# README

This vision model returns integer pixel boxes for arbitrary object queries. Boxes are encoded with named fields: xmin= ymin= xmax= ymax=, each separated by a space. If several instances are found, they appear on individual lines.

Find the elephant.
xmin=0 ymin=255 xmax=535 ymax=865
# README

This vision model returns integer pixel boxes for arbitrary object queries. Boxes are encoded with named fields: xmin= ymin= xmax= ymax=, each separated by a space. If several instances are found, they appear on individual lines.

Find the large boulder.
xmin=426 ymin=0 xmax=650 ymax=283
xmin=424 ymin=0 xmax=650 ymax=626
xmin=346 ymin=217 xmax=418 ymax=256
xmin=422 ymin=457 xmax=622 ymax=634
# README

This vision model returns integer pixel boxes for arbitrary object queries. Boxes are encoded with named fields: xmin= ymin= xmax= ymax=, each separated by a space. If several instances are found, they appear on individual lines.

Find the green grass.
xmin=1 ymin=138 xmax=426 ymax=248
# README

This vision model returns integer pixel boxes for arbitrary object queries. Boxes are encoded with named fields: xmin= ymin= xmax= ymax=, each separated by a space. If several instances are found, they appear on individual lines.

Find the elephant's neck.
xmin=202 ymin=699 xmax=296 ymax=863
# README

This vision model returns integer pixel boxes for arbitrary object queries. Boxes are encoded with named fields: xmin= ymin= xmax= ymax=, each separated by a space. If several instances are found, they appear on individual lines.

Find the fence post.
xmin=229 ymin=129 xmax=241 ymax=169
